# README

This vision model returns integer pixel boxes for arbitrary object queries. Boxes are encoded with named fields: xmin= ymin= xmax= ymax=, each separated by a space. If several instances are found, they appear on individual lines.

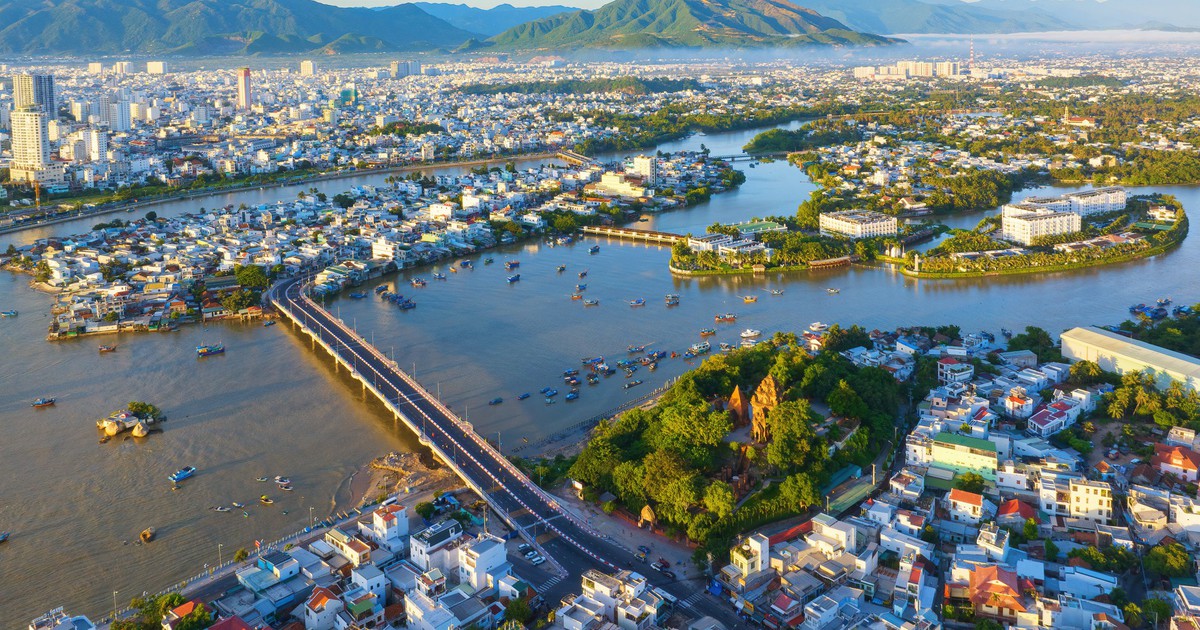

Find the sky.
xmin=316 ymin=0 xmax=602 ymax=8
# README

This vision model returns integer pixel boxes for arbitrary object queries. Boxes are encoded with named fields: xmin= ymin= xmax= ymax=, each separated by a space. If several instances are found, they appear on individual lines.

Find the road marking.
xmin=537 ymin=575 xmax=564 ymax=592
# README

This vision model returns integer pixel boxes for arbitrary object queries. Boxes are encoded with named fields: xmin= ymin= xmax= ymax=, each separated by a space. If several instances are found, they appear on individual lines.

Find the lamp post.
xmin=310 ymin=506 xmax=315 ymax=528
xmin=112 ymin=590 xmax=119 ymax=619
xmin=218 ymin=542 xmax=224 ymax=566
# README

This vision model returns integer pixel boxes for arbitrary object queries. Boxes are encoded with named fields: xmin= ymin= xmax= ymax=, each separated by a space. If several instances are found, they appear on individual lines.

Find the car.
xmin=652 ymin=561 xmax=669 ymax=571
xmin=634 ymin=551 xmax=647 ymax=562
xmin=518 ymin=543 xmax=532 ymax=553
xmin=637 ymin=545 xmax=651 ymax=553
xmin=531 ymin=556 xmax=546 ymax=566
xmin=659 ymin=570 xmax=676 ymax=579
xmin=524 ymin=550 xmax=538 ymax=559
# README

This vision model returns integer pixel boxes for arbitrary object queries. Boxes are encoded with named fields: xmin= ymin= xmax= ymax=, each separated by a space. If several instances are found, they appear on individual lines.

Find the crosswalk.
xmin=537 ymin=575 xmax=566 ymax=592
xmin=678 ymin=592 xmax=705 ymax=610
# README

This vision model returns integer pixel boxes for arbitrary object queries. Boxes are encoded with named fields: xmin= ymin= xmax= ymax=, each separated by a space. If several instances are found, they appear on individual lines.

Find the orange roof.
xmin=169 ymin=601 xmax=200 ymax=619
xmin=308 ymin=586 xmax=337 ymax=612
xmin=997 ymin=499 xmax=1038 ymax=522
xmin=968 ymin=565 xmax=1026 ymax=613
xmin=949 ymin=488 xmax=983 ymax=507
xmin=1154 ymin=443 xmax=1200 ymax=472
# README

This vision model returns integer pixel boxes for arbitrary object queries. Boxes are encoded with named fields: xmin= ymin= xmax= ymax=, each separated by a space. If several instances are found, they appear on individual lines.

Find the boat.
xmin=1175 ymin=306 xmax=1193 ymax=316
xmin=665 ymin=294 xmax=680 ymax=306
xmin=579 ymin=270 xmax=588 ymax=278
xmin=274 ymin=476 xmax=290 ymax=484
xmin=1151 ymin=307 xmax=1169 ymax=320
xmin=741 ymin=329 xmax=762 ymax=339
xmin=770 ymin=289 xmax=784 ymax=296
xmin=0 ymin=532 xmax=8 ymax=543
xmin=517 ymin=393 xmax=531 ymax=400
xmin=582 ymin=356 xmax=605 ymax=365
xmin=131 ymin=422 xmax=149 ymax=438
xmin=714 ymin=313 xmax=737 ymax=323
xmin=563 ymin=368 xmax=580 ymax=376
xmin=826 ymin=288 xmax=840 ymax=295
xmin=31 ymin=397 xmax=56 ymax=408
xmin=260 ymin=496 xmax=273 ymax=505
xmin=742 ymin=296 xmax=758 ymax=303
xmin=540 ymin=387 xmax=553 ymax=394
xmin=348 ymin=292 xmax=368 ymax=299
xmin=263 ymin=320 xmax=275 ymax=327
xmin=628 ymin=345 xmax=647 ymax=353
xmin=699 ymin=328 xmax=716 ymax=336
xmin=507 ymin=274 xmax=521 ymax=283
xmin=449 ymin=267 xmax=458 ymax=273
xmin=583 ymin=299 xmax=599 ymax=306
xmin=484 ymin=258 xmax=494 ymax=265
xmin=629 ymin=298 xmax=646 ymax=307
xmin=545 ymin=398 xmax=555 ymax=405
xmin=232 ymin=502 xmax=245 ymax=508
xmin=169 ymin=466 xmax=196 ymax=483
xmin=690 ymin=342 xmax=712 ymax=354
xmin=587 ymin=373 xmax=599 ymax=385
xmin=1159 ymin=297 xmax=1173 ymax=306
xmin=571 ymin=293 xmax=583 ymax=300
xmin=375 ymin=285 xmax=388 ymax=294
xmin=196 ymin=343 xmax=224 ymax=357
xmin=140 ymin=527 xmax=156 ymax=543
xmin=589 ymin=245 xmax=600 ymax=254
xmin=98 ymin=344 xmax=117 ymax=353
xmin=557 ymin=264 xmax=567 ymax=273
xmin=214 ymin=506 xmax=231 ymax=513
xmin=545 ymin=389 xmax=559 ymax=397
xmin=411 ymin=278 xmax=427 ymax=287
xmin=280 ymin=485 xmax=294 ymax=491
xmin=461 ymin=260 xmax=473 ymax=269
xmin=1129 ymin=303 xmax=1145 ymax=312
xmin=719 ymin=342 xmax=734 ymax=351
xmin=243 ymin=511 xmax=250 ymax=518
xmin=575 ymin=284 xmax=587 ymax=292
xmin=809 ymin=322 xmax=829 ymax=331
xmin=488 ymin=397 xmax=503 ymax=406
xmin=566 ymin=392 xmax=579 ymax=401
xmin=504 ymin=260 xmax=520 ymax=270
xmin=623 ymin=380 xmax=643 ymax=389
xmin=398 ymin=300 xmax=416 ymax=310
xmin=0 ymin=310 xmax=17 ymax=317
xmin=256 ymin=477 xmax=269 ymax=482
xmin=433 ymin=272 xmax=447 ymax=280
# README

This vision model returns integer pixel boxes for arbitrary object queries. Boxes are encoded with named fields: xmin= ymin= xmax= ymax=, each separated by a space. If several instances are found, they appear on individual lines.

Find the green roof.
xmin=933 ymin=432 xmax=996 ymax=452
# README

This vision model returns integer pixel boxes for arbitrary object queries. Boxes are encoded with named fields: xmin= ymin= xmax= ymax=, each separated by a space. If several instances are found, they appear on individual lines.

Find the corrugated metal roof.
xmin=1062 ymin=326 xmax=1200 ymax=385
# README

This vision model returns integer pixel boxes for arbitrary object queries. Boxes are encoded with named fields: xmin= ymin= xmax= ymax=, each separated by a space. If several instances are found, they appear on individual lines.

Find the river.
xmin=1 ymin=120 xmax=1198 ymax=626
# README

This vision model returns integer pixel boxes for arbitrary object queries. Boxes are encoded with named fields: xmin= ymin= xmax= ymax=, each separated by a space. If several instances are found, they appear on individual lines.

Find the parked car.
xmin=531 ymin=556 xmax=546 ymax=566
xmin=524 ymin=550 xmax=538 ymax=559
xmin=659 ymin=569 xmax=676 ymax=579
xmin=637 ymin=545 xmax=651 ymax=554
xmin=518 ymin=543 xmax=532 ymax=553
xmin=634 ymin=551 xmax=647 ymax=562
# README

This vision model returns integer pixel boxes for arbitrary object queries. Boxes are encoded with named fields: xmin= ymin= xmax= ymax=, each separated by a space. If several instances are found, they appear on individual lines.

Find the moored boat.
xmin=196 ymin=343 xmax=224 ymax=357
xmin=809 ymin=322 xmax=829 ymax=331
xmin=741 ymin=329 xmax=762 ymax=339
xmin=699 ymin=328 xmax=716 ymax=337
xmin=557 ymin=264 xmax=567 ymax=272
xmin=375 ymin=285 xmax=388 ymax=293
xmin=263 ymin=320 xmax=275 ymax=327
xmin=517 ymin=393 xmax=531 ymax=400
xmin=507 ymin=274 xmax=521 ymax=283
xmin=629 ymin=298 xmax=646 ymax=307
xmin=98 ymin=344 xmax=117 ymax=353
xmin=769 ymin=289 xmax=784 ymax=295
xmin=274 ymin=476 xmax=290 ymax=484
xmin=714 ymin=313 xmax=737 ymax=323
xmin=826 ymin=288 xmax=840 ymax=294
xmin=489 ymin=397 xmax=503 ymax=406
xmin=31 ymin=397 xmax=56 ymax=408
xmin=579 ymin=270 xmax=588 ymax=278
xmin=623 ymin=380 xmax=643 ymax=389
xmin=260 ymin=495 xmax=273 ymax=505
xmin=742 ymin=295 xmax=758 ymax=303
xmin=0 ymin=310 xmax=17 ymax=317
xmin=484 ymin=258 xmax=494 ymax=265
xmin=504 ymin=260 xmax=520 ymax=270
xmin=665 ymin=294 xmax=680 ymax=306
xmin=566 ymin=391 xmax=579 ymax=401
xmin=348 ymin=292 xmax=368 ymax=299
xmin=589 ymin=245 xmax=600 ymax=254
xmin=169 ymin=466 xmax=196 ymax=483
xmin=433 ymin=273 xmax=447 ymax=280
xmin=140 ymin=527 xmax=156 ymax=542
xmin=571 ymin=293 xmax=583 ymax=300
xmin=411 ymin=278 xmax=427 ymax=287
xmin=583 ymin=299 xmax=599 ymax=306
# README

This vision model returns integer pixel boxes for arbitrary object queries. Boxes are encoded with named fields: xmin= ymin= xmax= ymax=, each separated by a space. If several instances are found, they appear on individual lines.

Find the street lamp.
xmin=310 ymin=506 xmax=315 ymax=527
xmin=112 ymin=590 xmax=119 ymax=618
xmin=218 ymin=542 xmax=224 ymax=566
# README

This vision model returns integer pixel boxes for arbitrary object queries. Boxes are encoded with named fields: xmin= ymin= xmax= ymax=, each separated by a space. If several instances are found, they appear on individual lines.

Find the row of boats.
xmin=1129 ymin=298 xmax=1192 ymax=319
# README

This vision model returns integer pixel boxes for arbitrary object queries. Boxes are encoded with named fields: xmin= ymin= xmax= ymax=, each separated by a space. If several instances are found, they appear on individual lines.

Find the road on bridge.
xmin=268 ymin=276 xmax=740 ymax=625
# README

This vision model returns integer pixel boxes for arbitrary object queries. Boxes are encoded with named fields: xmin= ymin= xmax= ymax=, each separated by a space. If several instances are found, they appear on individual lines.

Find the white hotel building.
xmin=1000 ymin=204 xmax=1082 ymax=245
xmin=1063 ymin=187 xmax=1128 ymax=216
xmin=818 ymin=209 xmax=898 ymax=239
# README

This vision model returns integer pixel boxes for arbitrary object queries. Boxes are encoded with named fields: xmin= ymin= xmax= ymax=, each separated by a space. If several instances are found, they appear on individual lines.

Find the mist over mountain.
xmin=412 ymin=2 xmax=578 ymax=37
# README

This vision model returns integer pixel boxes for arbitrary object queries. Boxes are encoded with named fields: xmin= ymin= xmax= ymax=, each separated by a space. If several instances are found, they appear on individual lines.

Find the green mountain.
xmin=487 ymin=0 xmax=901 ymax=50
xmin=798 ymin=0 xmax=1069 ymax=34
xmin=0 ymin=0 xmax=478 ymax=55
xmin=413 ymin=2 xmax=579 ymax=37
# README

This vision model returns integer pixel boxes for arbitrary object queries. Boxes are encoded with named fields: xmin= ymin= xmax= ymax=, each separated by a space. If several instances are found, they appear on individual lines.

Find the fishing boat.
xmin=398 ymin=299 xmax=416 ymax=310
xmin=629 ymin=298 xmax=646 ymax=307
xmin=243 ymin=511 xmax=250 ymax=518
xmin=274 ymin=476 xmax=290 ymax=484
xmin=98 ymin=344 xmax=117 ymax=353
xmin=576 ymin=284 xmax=587 ymax=291
xmin=411 ymin=278 xmax=427 ymax=287
xmin=583 ymin=299 xmax=599 ymax=306
xmin=628 ymin=345 xmax=647 ymax=353
xmin=280 ymin=485 xmax=294 ymax=491
xmin=714 ymin=313 xmax=737 ymax=323
xmin=196 ymin=343 xmax=225 ymax=357
xmin=689 ymin=342 xmax=712 ymax=354
xmin=545 ymin=389 xmax=559 ymax=397
xmin=665 ymin=294 xmax=680 ymax=306
xmin=809 ymin=322 xmax=829 ymax=331
xmin=0 ymin=310 xmax=17 ymax=317
xmin=140 ymin=527 xmax=156 ymax=543
xmin=263 ymin=320 xmax=275 ymax=327
xmin=507 ymin=274 xmax=521 ymax=283
xmin=582 ymin=356 xmax=605 ymax=365
xmin=461 ymin=260 xmax=473 ymax=269
xmin=587 ymin=374 xmax=599 ymax=385
xmin=545 ymin=398 xmax=555 ymax=405
xmin=742 ymin=296 xmax=758 ymax=303
xmin=1175 ymin=306 xmax=1193 ymax=316
xmin=484 ymin=258 xmax=494 ymax=265
xmin=579 ymin=270 xmax=588 ymax=278
xmin=589 ymin=245 xmax=600 ymax=254
xmin=826 ymin=288 xmax=840 ymax=295
xmin=169 ymin=466 xmax=196 ymax=483
xmin=0 ymin=532 xmax=10 ymax=543
xmin=769 ymin=289 xmax=784 ymax=296
xmin=557 ymin=264 xmax=567 ymax=272
xmin=1129 ymin=303 xmax=1145 ymax=312
xmin=699 ymin=328 xmax=716 ymax=337
xmin=564 ymin=368 xmax=580 ymax=377
xmin=740 ymin=329 xmax=762 ymax=339
xmin=256 ymin=476 xmax=269 ymax=482
xmin=260 ymin=496 xmax=273 ymax=505
xmin=504 ymin=260 xmax=520 ymax=270
xmin=232 ymin=502 xmax=245 ymax=508
xmin=213 ymin=506 xmax=231 ymax=513
xmin=571 ymin=293 xmax=583 ymax=300
xmin=540 ymin=387 xmax=553 ymax=394
xmin=1159 ymin=297 xmax=1173 ymax=306
xmin=623 ymin=380 xmax=643 ymax=389
xmin=375 ymin=285 xmax=388 ymax=293
xmin=719 ymin=342 xmax=734 ymax=351
xmin=433 ymin=273 xmax=447 ymax=280
xmin=449 ymin=267 xmax=458 ymax=273
xmin=348 ymin=292 xmax=368 ymax=299
xmin=31 ymin=397 xmax=56 ymax=408
xmin=488 ymin=397 xmax=503 ymax=406
xmin=566 ymin=392 xmax=579 ymax=401
xmin=517 ymin=393 xmax=531 ymax=400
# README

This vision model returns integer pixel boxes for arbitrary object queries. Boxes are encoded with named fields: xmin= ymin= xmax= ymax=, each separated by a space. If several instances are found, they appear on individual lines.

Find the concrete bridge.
xmin=581 ymin=225 xmax=684 ymax=245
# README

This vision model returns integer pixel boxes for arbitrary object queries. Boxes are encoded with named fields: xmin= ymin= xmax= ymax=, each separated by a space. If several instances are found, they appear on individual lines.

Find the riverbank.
xmin=0 ymin=151 xmax=558 ymax=237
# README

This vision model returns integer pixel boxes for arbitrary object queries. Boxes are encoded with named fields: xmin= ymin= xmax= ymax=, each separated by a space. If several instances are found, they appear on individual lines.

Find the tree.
xmin=34 ymin=260 xmax=52 ymax=283
xmin=1023 ymin=518 xmax=1039 ymax=540
xmin=779 ymin=473 xmax=819 ymax=512
xmin=1069 ymin=360 xmax=1104 ymax=385
xmin=234 ymin=264 xmax=270 ymax=290
xmin=704 ymin=481 xmax=735 ymax=519
xmin=506 ymin=596 xmax=533 ymax=624
xmin=220 ymin=289 xmax=257 ymax=313
xmin=1124 ymin=603 xmax=1143 ymax=630
xmin=1145 ymin=542 xmax=1193 ymax=577
xmin=955 ymin=472 xmax=986 ymax=495
xmin=233 ymin=548 xmax=249 ymax=562
xmin=1143 ymin=598 xmax=1171 ymax=628
xmin=332 ymin=193 xmax=355 ymax=208
xmin=415 ymin=502 xmax=436 ymax=520
xmin=174 ymin=603 xmax=213 ymax=630
xmin=1044 ymin=539 xmax=1058 ymax=562
xmin=975 ymin=621 xmax=1004 ymax=630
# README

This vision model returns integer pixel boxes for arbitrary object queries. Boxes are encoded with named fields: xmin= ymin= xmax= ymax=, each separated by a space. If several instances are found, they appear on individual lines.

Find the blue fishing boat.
xmin=484 ymin=258 xmax=494 ymax=265
xmin=576 ymin=284 xmax=587 ymax=291
xmin=589 ymin=245 xmax=600 ymax=254
xmin=348 ymin=292 xmax=367 ymax=299
xmin=563 ymin=369 xmax=580 ymax=377
xmin=169 ymin=466 xmax=196 ymax=483
xmin=31 ymin=397 xmax=56 ymax=408
xmin=545 ymin=389 xmax=559 ymax=397
xmin=566 ymin=392 xmax=579 ymax=401
xmin=665 ymin=294 xmax=680 ymax=306
xmin=583 ymin=299 xmax=599 ymax=306
xmin=623 ymin=380 xmax=643 ymax=390
xmin=375 ymin=285 xmax=388 ymax=294
xmin=504 ymin=260 xmax=520 ymax=270
xmin=461 ymin=260 xmax=473 ymax=269
xmin=0 ymin=532 xmax=9 ymax=543
xmin=517 ymin=393 xmax=531 ymax=400
xmin=557 ymin=264 xmax=567 ymax=273
xmin=507 ymin=274 xmax=521 ymax=283
xmin=196 ymin=343 xmax=225 ymax=357
xmin=489 ymin=397 xmax=503 ymax=406
xmin=263 ymin=320 xmax=275 ymax=327
xmin=411 ymin=278 xmax=427 ymax=287
xmin=0 ymin=310 xmax=17 ymax=317
xmin=578 ymin=270 xmax=588 ymax=278
xmin=398 ymin=300 xmax=416 ymax=310
xmin=433 ymin=273 xmax=447 ymax=280
xmin=629 ymin=298 xmax=646 ymax=307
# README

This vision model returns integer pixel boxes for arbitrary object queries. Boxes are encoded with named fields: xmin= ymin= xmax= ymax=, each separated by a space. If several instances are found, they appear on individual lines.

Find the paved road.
xmin=269 ymin=276 xmax=741 ymax=625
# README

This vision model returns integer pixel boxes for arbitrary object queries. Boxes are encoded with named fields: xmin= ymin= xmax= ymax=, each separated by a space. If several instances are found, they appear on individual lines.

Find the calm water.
xmin=2 ymin=120 xmax=1199 ymax=626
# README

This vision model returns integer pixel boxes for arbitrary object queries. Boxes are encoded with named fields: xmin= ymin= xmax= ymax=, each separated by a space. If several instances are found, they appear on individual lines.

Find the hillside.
xmin=798 ymin=0 xmax=1069 ymax=34
xmin=931 ymin=0 xmax=1200 ymax=30
xmin=0 ymin=0 xmax=477 ymax=55
xmin=412 ymin=2 xmax=578 ymax=37
xmin=487 ymin=0 xmax=901 ymax=50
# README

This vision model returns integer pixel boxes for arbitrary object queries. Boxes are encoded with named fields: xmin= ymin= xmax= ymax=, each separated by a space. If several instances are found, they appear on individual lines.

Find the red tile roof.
xmin=949 ymin=488 xmax=983 ymax=507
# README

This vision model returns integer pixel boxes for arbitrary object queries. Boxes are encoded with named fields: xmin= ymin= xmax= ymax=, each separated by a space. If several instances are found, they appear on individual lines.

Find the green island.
xmin=543 ymin=327 xmax=904 ymax=560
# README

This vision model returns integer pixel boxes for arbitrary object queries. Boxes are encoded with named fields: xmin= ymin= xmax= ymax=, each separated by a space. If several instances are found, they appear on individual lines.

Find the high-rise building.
xmin=111 ymin=61 xmax=132 ymax=74
xmin=236 ymin=67 xmax=253 ymax=110
xmin=389 ymin=60 xmax=406 ymax=78
xmin=10 ymin=107 xmax=58 ymax=184
xmin=14 ymin=74 xmax=56 ymax=118
xmin=631 ymin=155 xmax=658 ymax=186
xmin=84 ymin=128 xmax=109 ymax=162
xmin=87 ymin=62 xmax=104 ymax=74
xmin=300 ymin=60 xmax=317 ymax=76
xmin=146 ymin=61 xmax=168 ymax=75
xmin=108 ymin=101 xmax=132 ymax=132
xmin=98 ymin=94 xmax=112 ymax=127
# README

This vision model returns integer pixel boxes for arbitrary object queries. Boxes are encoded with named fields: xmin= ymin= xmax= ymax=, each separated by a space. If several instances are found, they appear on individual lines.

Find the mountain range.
xmin=412 ymin=2 xmax=577 ymax=36
xmin=928 ymin=0 xmax=1200 ymax=31
xmin=487 ymin=0 xmax=899 ymax=50
xmin=794 ymin=0 xmax=1069 ymax=34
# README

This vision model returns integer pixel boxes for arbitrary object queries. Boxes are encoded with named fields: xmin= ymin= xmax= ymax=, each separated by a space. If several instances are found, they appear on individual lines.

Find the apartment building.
xmin=818 ymin=209 xmax=898 ymax=239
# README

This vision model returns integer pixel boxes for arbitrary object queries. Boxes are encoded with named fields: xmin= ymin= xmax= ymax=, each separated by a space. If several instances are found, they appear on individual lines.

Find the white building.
xmin=457 ymin=533 xmax=508 ymax=592
xmin=146 ymin=61 xmax=168 ymax=75
xmin=631 ymin=155 xmax=658 ymax=186
xmin=10 ymin=107 xmax=63 ymax=185
xmin=1062 ymin=326 xmax=1200 ymax=392
xmin=410 ymin=520 xmax=464 ymax=573
xmin=1000 ymin=204 xmax=1081 ymax=245
xmin=300 ymin=60 xmax=317 ymax=76
xmin=818 ymin=209 xmax=898 ymax=239
xmin=358 ymin=503 xmax=408 ymax=553
xmin=14 ymin=73 xmax=56 ymax=116
xmin=1063 ymin=187 xmax=1128 ymax=216
xmin=303 ymin=586 xmax=344 ymax=630
xmin=236 ymin=67 xmax=253 ymax=111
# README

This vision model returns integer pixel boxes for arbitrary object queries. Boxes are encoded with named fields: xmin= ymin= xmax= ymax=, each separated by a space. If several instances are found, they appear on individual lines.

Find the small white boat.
xmin=740 ymin=329 xmax=761 ymax=339
xmin=810 ymin=322 xmax=828 ymax=331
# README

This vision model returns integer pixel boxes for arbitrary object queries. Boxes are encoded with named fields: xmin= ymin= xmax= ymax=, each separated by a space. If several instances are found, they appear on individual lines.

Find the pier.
xmin=581 ymin=225 xmax=684 ymax=245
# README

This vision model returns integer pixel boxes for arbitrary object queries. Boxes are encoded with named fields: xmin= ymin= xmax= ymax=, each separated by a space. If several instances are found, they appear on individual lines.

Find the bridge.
xmin=581 ymin=225 xmax=684 ymax=245
xmin=556 ymin=150 xmax=596 ymax=166
xmin=267 ymin=276 xmax=735 ymax=621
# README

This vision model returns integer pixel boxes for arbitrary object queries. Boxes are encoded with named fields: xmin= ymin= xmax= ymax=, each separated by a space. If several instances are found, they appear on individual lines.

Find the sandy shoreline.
xmin=338 ymin=450 xmax=457 ymax=513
